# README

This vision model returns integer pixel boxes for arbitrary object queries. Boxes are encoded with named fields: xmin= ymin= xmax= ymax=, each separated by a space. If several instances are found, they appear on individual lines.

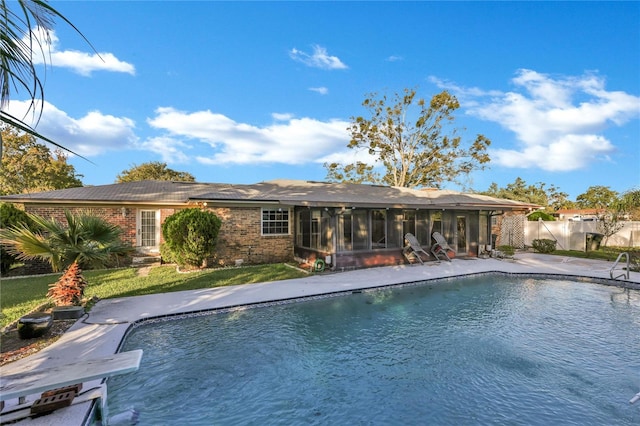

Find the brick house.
xmin=1 ymin=179 xmax=537 ymax=270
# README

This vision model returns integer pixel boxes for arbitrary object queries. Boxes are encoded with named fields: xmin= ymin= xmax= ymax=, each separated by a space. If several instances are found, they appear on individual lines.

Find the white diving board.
xmin=0 ymin=349 xmax=143 ymax=402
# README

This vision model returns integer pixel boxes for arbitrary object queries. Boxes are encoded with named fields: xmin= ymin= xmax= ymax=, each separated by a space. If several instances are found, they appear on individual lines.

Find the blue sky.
xmin=7 ymin=1 xmax=640 ymax=200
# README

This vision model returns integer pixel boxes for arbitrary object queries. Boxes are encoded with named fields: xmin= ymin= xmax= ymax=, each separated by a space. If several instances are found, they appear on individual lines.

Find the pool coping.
xmin=1 ymin=252 xmax=639 ymax=425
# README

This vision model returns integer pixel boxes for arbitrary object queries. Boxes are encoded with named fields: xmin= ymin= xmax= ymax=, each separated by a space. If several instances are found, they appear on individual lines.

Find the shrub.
xmin=531 ymin=239 xmax=557 ymax=254
xmin=497 ymin=245 xmax=515 ymax=256
xmin=0 ymin=209 xmax=132 ymax=272
xmin=0 ymin=203 xmax=36 ymax=274
xmin=161 ymin=208 xmax=222 ymax=268
xmin=528 ymin=211 xmax=555 ymax=221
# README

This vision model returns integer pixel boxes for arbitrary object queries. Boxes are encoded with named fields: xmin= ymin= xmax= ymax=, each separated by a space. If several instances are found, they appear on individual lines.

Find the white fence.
xmin=524 ymin=220 xmax=640 ymax=251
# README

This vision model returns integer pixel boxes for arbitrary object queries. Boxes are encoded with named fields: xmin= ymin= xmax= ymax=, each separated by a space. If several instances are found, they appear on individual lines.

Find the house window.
xmin=262 ymin=208 xmax=289 ymax=235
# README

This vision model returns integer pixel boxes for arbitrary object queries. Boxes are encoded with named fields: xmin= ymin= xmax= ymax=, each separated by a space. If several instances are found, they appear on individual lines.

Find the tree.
xmin=0 ymin=210 xmax=132 ymax=272
xmin=0 ymin=0 xmax=93 ymax=159
xmin=527 ymin=211 xmax=555 ymax=221
xmin=0 ymin=127 xmax=83 ymax=195
xmin=161 ymin=208 xmax=221 ymax=269
xmin=616 ymin=188 xmax=640 ymax=220
xmin=480 ymin=178 xmax=571 ymax=211
xmin=576 ymin=186 xmax=619 ymax=209
xmin=324 ymin=89 xmax=491 ymax=188
xmin=116 ymin=161 xmax=196 ymax=183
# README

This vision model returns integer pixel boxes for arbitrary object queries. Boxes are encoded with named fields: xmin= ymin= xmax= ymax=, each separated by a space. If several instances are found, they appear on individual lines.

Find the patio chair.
xmin=402 ymin=233 xmax=430 ymax=265
xmin=431 ymin=232 xmax=455 ymax=262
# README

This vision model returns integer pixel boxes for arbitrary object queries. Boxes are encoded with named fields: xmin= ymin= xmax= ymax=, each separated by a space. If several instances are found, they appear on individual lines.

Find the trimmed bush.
xmin=497 ymin=245 xmax=515 ymax=256
xmin=528 ymin=211 xmax=555 ymax=221
xmin=532 ymin=239 xmax=557 ymax=254
xmin=161 ymin=208 xmax=222 ymax=268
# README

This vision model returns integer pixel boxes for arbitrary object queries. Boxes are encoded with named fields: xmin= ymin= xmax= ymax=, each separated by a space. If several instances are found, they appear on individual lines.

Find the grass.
xmin=548 ymin=247 xmax=639 ymax=262
xmin=0 ymin=264 xmax=309 ymax=329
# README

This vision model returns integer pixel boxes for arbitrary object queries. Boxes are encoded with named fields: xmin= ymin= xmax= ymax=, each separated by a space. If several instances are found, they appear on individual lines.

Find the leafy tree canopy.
xmin=615 ymin=188 xmax=640 ymax=220
xmin=575 ymin=185 xmax=619 ymax=209
xmin=116 ymin=161 xmax=196 ymax=183
xmin=480 ymin=178 xmax=572 ymax=211
xmin=324 ymin=88 xmax=491 ymax=188
xmin=0 ymin=127 xmax=83 ymax=195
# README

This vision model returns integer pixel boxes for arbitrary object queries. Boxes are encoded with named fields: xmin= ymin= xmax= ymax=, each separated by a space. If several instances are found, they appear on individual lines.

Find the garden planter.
xmin=18 ymin=312 xmax=53 ymax=339
xmin=52 ymin=306 xmax=85 ymax=320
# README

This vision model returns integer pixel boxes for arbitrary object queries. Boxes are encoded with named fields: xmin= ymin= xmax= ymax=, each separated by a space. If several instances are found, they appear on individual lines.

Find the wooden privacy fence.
xmin=522 ymin=220 xmax=640 ymax=251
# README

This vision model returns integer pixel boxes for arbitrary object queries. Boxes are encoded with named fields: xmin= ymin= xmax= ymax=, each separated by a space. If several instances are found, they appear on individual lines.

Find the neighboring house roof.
xmin=554 ymin=208 xmax=602 ymax=216
xmin=0 ymin=179 xmax=539 ymax=211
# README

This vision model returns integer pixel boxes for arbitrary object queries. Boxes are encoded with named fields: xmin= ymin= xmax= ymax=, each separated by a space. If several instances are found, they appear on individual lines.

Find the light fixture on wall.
xmin=121 ymin=207 xmax=127 ymax=217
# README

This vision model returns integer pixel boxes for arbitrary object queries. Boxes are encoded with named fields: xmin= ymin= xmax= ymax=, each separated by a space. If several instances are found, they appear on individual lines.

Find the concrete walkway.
xmin=2 ymin=253 xmax=639 ymax=425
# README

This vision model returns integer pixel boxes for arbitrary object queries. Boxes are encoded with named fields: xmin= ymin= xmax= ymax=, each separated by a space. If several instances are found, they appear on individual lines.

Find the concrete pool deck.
xmin=2 ymin=252 xmax=639 ymax=425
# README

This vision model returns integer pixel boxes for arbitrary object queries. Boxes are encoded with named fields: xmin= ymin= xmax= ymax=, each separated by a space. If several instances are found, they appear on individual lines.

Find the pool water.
xmin=108 ymin=275 xmax=640 ymax=425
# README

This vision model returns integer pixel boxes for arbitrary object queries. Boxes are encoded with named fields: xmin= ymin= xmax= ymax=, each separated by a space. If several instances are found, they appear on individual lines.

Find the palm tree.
xmin=0 ymin=0 xmax=92 ymax=159
xmin=0 ymin=209 xmax=132 ymax=272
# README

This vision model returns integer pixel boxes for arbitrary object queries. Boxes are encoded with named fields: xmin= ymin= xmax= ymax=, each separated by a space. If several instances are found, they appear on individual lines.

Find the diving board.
xmin=0 ymin=349 xmax=143 ymax=402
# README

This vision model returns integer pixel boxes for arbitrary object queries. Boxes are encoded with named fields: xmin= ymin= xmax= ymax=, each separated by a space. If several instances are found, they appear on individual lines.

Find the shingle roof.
xmin=0 ymin=179 xmax=539 ymax=210
xmin=0 ymin=181 xmax=232 ymax=204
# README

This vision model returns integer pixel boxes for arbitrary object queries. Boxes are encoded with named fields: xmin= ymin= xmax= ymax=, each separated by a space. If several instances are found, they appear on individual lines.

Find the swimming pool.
xmin=108 ymin=274 xmax=640 ymax=425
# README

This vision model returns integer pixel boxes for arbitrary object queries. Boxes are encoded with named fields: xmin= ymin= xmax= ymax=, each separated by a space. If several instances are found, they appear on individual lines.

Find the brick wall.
xmin=25 ymin=205 xmax=139 ymax=246
xmin=207 ymin=206 xmax=293 ymax=266
xmin=24 ymin=204 xmax=294 ymax=267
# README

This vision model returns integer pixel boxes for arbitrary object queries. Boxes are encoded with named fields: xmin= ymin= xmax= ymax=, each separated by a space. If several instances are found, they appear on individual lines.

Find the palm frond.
xmin=0 ymin=0 xmax=98 ymax=159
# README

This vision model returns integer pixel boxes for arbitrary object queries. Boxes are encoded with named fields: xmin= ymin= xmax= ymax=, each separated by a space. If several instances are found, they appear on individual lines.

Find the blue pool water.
xmin=108 ymin=275 xmax=640 ymax=425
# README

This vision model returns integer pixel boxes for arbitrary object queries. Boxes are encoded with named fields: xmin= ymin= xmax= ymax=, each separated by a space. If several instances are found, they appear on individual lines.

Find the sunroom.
xmin=293 ymin=206 xmax=493 ymax=270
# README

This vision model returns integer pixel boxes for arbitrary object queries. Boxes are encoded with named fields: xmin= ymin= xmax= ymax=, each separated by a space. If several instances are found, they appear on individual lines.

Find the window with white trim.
xmin=262 ymin=208 xmax=290 ymax=235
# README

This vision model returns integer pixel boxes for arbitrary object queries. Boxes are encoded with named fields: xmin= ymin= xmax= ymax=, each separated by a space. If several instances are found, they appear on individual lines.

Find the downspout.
xmin=489 ymin=211 xmax=504 ymax=248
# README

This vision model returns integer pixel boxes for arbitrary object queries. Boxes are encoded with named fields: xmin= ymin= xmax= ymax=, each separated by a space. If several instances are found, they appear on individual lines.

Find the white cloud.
xmin=386 ymin=55 xmax=404 ymax=62
xmin=139 ymin=136 xmax=192 ymax=164
xmin=316 ymin=147 xmax=379 ymax=167
xmin=434 ymin=69 xmax=640 ymax=171
xmin=289 ymin=45 xmax=348 ymax=70
xmin=5 ymin=100 xmax=137 ymax=156
xmin=272 ymin=112 xmax=294 ymax=121
xmin=29 ymin=28 xmax=135 ymax=76
xmin=309 ymin=87 xmax=329 ymax=95
xmin=147 ymin=107 xmax=350 ymax=165
xmin=492 ymin=134 xmax=615 ymax=171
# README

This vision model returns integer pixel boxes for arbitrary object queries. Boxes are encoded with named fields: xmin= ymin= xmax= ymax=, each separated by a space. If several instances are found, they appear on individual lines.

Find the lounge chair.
xmin=403 ymin=233 xmax=430 ymax=265
xmin=431 ymin=232 xmax=455 ymax=262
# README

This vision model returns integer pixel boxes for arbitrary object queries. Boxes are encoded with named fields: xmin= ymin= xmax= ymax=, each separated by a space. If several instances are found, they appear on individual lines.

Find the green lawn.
xmin=0 ymin=264 xmax=308 ymax=329
xmin=550 ymin=247 xmax=639 ymax=262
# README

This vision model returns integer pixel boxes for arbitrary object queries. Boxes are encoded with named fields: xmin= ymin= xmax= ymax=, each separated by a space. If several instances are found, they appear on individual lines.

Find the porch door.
xmin=456 ymin=215 xmax=468 ymax=255
xmin=138 ymin=210 xmax=160 ymax=252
